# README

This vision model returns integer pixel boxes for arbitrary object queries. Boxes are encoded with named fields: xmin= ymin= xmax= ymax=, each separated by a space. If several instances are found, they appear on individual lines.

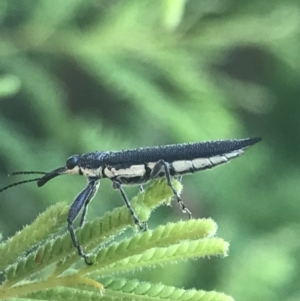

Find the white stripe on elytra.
xmin=85 ymin=149 xmax=245 ymax=179
xmin=104 ymin=164 xmax=146 ymax=178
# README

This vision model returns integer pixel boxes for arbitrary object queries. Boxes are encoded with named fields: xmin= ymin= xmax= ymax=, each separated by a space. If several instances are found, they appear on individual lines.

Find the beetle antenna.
xmin=9 ymin=171 xmax=48 ymax=176
xmin=0 ymin=178 xmax=42 ymax=193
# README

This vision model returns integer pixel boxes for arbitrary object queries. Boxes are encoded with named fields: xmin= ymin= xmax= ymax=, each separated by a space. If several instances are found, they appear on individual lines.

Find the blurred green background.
xmin=0 ymin=0 xmax=300 ymax=300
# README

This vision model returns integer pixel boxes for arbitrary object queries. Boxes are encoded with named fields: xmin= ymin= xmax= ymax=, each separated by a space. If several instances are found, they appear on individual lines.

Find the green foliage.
xmin=0 ymin=180 xmax=232 ymax=301
xmin=1 ymin=1 xmax=300 ymax=300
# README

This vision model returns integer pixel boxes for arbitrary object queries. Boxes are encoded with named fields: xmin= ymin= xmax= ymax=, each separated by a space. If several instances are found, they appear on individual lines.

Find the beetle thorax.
xmin=80 ymin=166 xmax=103 ymax=178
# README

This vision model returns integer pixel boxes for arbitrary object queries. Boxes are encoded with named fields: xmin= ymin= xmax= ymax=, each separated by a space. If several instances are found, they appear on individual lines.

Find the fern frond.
xmin=91 ymin=238 xmax=228 ymax=277
xmin=0 ymin=180 xmax=233 ymax=301
xmin=0 ymin=202 xmax=69 ymax=271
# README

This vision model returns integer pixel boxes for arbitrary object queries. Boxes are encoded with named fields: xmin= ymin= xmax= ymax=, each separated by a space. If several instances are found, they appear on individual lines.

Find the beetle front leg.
xmin=67 ymin=177 xmax=100 ymax=265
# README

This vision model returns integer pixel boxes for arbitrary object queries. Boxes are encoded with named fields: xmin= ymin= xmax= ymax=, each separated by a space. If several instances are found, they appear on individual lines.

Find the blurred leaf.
xmin=162 ymin=0 xmax=187 ymax=31
xmin=0 ymin=74 xmax=21 ymax=97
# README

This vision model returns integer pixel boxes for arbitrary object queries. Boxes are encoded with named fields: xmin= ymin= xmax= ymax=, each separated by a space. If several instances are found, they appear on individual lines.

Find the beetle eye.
xmin=66 ymin=155 xmax=79 ymax=170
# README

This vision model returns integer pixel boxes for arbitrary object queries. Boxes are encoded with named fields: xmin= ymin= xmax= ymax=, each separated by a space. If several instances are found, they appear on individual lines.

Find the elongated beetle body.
xmin=0 ymin=137 xmax=261 ymax=264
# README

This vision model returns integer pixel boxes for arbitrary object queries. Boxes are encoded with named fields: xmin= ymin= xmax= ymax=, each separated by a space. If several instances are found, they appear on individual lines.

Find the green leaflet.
xmin=0 ymin=180 xmax=233 ymax=301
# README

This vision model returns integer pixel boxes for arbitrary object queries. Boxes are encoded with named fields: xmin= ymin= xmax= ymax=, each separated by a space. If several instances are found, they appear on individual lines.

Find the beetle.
xmin=0 ymin=137 xmax=261 ymax=264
